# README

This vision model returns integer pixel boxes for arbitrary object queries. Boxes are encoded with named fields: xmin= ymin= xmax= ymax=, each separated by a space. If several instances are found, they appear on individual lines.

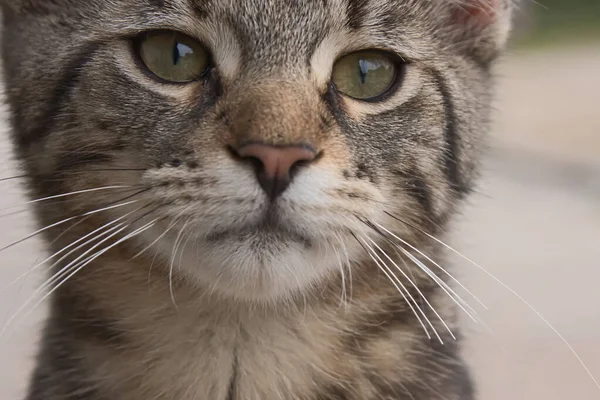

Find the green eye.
xmin=332 ymin=51 xmax=399 ymax=100
xmin=138 ymin=31 xmax=209 ymax=83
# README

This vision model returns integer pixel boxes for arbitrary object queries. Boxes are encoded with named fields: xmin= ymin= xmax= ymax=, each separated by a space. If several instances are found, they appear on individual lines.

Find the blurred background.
xmin=0 ymin=1 xmax=599 ymax=399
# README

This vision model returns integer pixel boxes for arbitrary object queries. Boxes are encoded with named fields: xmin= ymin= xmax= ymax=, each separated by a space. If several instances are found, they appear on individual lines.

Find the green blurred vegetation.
xmin=512 ymin=0 xmax=600 ymax=49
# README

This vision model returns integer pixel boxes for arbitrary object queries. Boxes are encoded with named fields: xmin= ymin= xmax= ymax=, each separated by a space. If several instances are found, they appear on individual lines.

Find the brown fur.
xmin=0 ymin=0 xmax=512 ymax=398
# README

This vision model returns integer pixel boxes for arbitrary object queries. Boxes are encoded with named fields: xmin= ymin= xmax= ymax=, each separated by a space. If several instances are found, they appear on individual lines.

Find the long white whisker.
xmin=420 ymin=229 xmax=600 ymax=391
xmin=390 ymin=245 xmax=497 ymax=340
xmin=40 ymin=224 xmax=128 ymax=294
xmin=366 ymin=237 xmax=457 ymax=341
xmin=132 ymin=205 xmax=194 ymax=260
xmin=42 ymin=188 xmax=152 ymax=253
xmin=331 ymin=239 xmax=347 ymax=307
xmin=3 ymin=221 xmax=157 ymax=339
xmin=0 ymin=185 xmax=136 ymax=213
xmin=368 ymin=246 xmax=435 ymax=341
xmin=355 ymin=234 xmax=436 ymax=342
xmin=14 ymin=201 xmax=153 ymax=299
xmin=379 ymin=234 xmax=478 ymax=324
xmin=1 ymin=210 xmax=139 ymax=291
xmin=0 ymin=210 xmax=142 ymax=332
xmin=0 ymin=223 xmax=129 ymax=338
xmin=177 ymin=230 xmax=194 ymax=276
xmin=375 ymin=222 xmax=487 ymax=310
xmin=0 ymin=200 xmax=139 ymax=254
xmin=169 ymin=220 xmax=190 ymax=310
xmin=336 ymin=233 xmax=353 ymax=302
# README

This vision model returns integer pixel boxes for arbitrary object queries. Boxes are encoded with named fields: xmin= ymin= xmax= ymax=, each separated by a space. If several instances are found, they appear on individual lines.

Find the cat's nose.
xmin=232 ymin=143 xmax=317 ymax=199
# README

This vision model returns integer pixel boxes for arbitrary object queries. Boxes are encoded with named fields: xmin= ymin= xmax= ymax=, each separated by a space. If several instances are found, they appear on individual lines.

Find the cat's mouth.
xmin=204 ymin=210 xmax=312 ymax=248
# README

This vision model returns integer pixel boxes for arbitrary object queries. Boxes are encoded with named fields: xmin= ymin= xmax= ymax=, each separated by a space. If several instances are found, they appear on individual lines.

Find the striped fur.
xmin=1 ymin=0 xmax=512 ymax=399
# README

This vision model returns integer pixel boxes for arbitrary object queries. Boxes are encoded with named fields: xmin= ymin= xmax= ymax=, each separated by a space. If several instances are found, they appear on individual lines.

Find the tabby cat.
xmin=0 ymin=0 xmax=512 ymax=399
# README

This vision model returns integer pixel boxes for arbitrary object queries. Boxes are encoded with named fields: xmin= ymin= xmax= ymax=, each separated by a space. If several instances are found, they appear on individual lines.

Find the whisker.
xmin=169 ymin=220 xmax=191 ymax=310
xmin=3 ymin=185 xmax=137 ymax=209
xmin=365 ymin=236 xmax=457 ymax=341
xmin=386 ymin=211 xmax=600 ymax=391
xmin=0 ymin=174 xmax=29 ymax=182
xmin=1 ymin=202 xmax=157 ymax=335
xmin=0 ymin=223 xmax=129 ymax=338
xmin=358 ymin=217 xmax=479 ymax=322
xmin=58 ymin=168 xmax=148 ymax=173
xmin=45 ymin=224 xmax=129 ymax=291
xmin=369 ymin=223 xmax=478 ymax=324
xmin=0 ymin=207 xmax=42 ymax=221
xmin=338 ymin=233 xmax=354 ymax=303
xmin=351 ymin=232 xmax=435 ymax=342
xmin=131 ymin=202 xmax=193 ymax=261
xmin=41 ymin=187 xmax=153 ymax=253
xmin=0 ymin=169 xmax=148 ymax=183
xmin=389 ymin=243 xmax=498 ymax=340
xmin=4 ymin=201 xmax=159 ymax=292
xmin=0 ymin=187 xmax=145 ymax=216
xmin=1 ymin=211 xmax=135 ymax=291
xmin=2 ymin=220 xmax=157 ymax=339
xmin=0 ymin=200 xmax=140 ymax=254
xmin=330 ymin=237 xmax=347 ymax=307
xmin=375 ymin=221 xmax=487 ymax=311
xmin=3 ymin=189 xmax=153 ymax=308
xmin=177 ymin=230 xmax=194 ymax=274
xmin=394 ymin=242 xmax=479 ymax=323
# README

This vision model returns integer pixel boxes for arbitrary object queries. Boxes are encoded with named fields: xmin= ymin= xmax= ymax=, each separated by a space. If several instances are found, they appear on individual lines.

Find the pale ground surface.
xmin=0 ymin=44 xmax=598 ymax=399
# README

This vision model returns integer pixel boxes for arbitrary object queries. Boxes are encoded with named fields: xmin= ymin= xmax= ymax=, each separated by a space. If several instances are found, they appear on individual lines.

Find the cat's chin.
xmin=139 ymin=223 xmax=349 ymax=302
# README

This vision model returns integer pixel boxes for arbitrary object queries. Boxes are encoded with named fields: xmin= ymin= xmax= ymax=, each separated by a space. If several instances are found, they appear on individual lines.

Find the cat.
xmin=0 ymin=0 xmax=512 ymax=399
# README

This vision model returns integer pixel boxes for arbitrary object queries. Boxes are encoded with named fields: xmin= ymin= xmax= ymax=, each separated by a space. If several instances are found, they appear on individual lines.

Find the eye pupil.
xmin=172 ymin=42 xmax=180 ymax=65
xmin=358 ymin=60 xmax=368 ymax=84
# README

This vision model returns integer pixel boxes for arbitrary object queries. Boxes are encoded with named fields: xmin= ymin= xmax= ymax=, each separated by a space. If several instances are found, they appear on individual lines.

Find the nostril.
xmin=227 ymin=145 xmax=264 ymax=173
xmin=226 ymin=145 xmax=241 ymax=160
xmin=289 ymin=149 xmax=322 ymax=177
xmin=245 ymin=156 xmax=264 ymax=175
xmin=289 ymin=158 xmax=310 ymax=179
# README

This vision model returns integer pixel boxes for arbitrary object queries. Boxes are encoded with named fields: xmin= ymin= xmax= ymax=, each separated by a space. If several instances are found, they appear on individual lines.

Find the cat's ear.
xmin=439 ymin=0 xmax=514 ymax=63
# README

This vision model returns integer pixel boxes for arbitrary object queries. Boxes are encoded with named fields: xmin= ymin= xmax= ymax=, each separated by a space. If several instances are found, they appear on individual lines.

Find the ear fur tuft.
xmin=441 ymin=0 xmax=514 ymax=63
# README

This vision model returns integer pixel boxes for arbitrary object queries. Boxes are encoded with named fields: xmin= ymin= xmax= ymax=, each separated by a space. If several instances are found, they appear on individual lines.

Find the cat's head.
xmin=1 ymin=0 xmax=512 ymax=301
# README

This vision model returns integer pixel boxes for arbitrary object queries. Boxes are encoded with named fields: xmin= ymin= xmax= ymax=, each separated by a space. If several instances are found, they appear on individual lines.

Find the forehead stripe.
xmin=16 ymin=42 xmax=100 ymax=149
xmin=345 ymin=0 xmax=370 ymax=30
xmin=189 ymin=0 xmax=213 ymax=19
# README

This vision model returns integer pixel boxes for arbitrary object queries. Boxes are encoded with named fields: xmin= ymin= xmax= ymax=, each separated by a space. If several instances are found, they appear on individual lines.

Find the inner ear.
xmin=450 ymin=0 xmax=502 ymax=27
xmin=442 ymin=0 xmax=513 ymax=62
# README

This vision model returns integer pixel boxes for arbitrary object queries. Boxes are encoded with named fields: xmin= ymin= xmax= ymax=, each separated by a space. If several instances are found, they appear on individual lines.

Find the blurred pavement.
xmin=0 ymin=44 xmax=599 ymax=399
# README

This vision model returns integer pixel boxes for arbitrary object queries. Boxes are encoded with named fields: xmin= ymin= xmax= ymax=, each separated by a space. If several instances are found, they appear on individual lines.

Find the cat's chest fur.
xmin=76 ymin=259 xmax=356 ymax=400
xmin=107 ymin=309 xmax=337 ymax=400
xmin=70 ymin=256 xmax=439 ymax=400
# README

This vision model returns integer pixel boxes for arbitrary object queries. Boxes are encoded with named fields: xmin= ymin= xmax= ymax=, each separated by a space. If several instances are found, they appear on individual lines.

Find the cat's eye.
xmin=331 ymin=51 xmax=400 ymax=101
xmin=137 ymin=31 xmax=210 ymax=83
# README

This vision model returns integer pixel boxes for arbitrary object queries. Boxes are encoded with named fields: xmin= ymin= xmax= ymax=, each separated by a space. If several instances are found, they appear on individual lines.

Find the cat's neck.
xmin=50 ymin=245 xmax=455 ymax=399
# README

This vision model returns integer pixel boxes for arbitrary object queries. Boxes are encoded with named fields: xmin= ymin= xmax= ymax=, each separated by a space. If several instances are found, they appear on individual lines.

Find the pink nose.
xmin=233 ymin=143 xmax=317 ymax=199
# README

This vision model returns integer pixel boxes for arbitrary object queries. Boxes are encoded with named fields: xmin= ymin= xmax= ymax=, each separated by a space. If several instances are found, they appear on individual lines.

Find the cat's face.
xmin=1 ymin=0 xmax=511 ymax=301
